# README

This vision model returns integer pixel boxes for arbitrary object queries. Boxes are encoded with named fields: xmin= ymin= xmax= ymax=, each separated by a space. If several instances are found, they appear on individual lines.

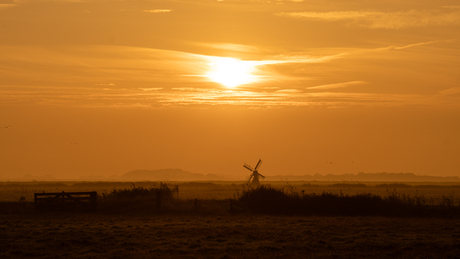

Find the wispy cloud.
xmin=1 ymin=44 xmax=458 ymax=109
xmin=263 ymin=40 xmax=441 ymax=67
xmin=278 ymin=11 xmax=374 ymax=21
xmin=275 ymin=89 xmax=302 ymax=93
xmin=13 ymin=0 xmax=85 ymax=2
xmin=197 ymin=42 xmax=263 ymax=53
xmin=384 ymin=40 xmax=443 ymax=50
xmin=12 ymin=0 xmax=84 ymax=3
xmin=277 ymin=9 xmax=460 ymax=29
xmin=143 ymin=9 xmax=172 ymax=14
xmin=307 ymin=81 xmax=366 ymax=90
xmin=438 ymin=87 xmax=460 ymax=96
xmin=95 ymin=83 xmax=115 ymax=86
xmin=139 ymin=88 xmax=162 ymax=91
xmin=0 ymin=4 xmax=17 ymax=9
xmin=443 ymin=6 xmax=460 ymax=9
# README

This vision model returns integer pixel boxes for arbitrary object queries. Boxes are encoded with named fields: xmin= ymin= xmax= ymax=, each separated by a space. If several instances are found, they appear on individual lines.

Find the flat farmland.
xmin=1 ymin=213 xmax=460 ymax=258
xmin=2 ymin=181 xmax=460 ymax=258
xmin=1 ymin=181 xmax=460 ymax=205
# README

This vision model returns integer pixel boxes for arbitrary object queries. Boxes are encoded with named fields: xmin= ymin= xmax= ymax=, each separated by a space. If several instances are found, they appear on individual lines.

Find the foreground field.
xmin=1 ymin=213 xmax=460 ymax=258
xmin=2 ymin=182 xmax=460 ymax=258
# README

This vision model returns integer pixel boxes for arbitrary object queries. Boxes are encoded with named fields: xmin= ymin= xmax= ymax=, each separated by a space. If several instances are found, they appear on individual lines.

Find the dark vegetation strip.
xmin=329 ymin=183 xmax=367 ymax=188
xmin=238 ymin=185 xmax=459 ymax=217
xmin=100 ymin=183 xmax=178 ymax=200
xmin=376 ymin=183 xmax=412 ymax=188
xmin=98 ymin=184 xmax=460 ymax=217
xmin=2 ymin=183 xmax=460 ymax=217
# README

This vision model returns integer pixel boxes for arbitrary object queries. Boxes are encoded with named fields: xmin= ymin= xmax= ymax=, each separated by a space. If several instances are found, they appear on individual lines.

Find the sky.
xmin=0 ymin=0 xmax=459 ymax=180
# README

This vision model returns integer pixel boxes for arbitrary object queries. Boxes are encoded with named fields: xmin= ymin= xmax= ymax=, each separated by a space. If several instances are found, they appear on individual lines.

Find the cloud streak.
xmin=1 ymin=43 xmax=458 ymax=109
xmin=0 ymin=4 xmax=16 ymax=9
xmin=307 ymin=81 xmax=366 ymax=90
xmin=197 ymin=42 xmax=264 ymax=53
xmin=143 ymin=9 xmax=172 ymax=13
xmin=277 ymin=9 xmax=460 ymax=29
xmin=438 ymin=87 xmax=460 ymax=96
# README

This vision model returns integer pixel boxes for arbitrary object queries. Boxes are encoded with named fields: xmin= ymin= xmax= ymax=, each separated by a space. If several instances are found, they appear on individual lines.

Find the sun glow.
xmin=206 ymin=57 xmax=257 ymax=87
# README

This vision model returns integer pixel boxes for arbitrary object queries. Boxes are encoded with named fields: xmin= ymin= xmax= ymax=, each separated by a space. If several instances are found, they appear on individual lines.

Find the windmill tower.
xmin=243 ymin=159 xmax=265 ymax=186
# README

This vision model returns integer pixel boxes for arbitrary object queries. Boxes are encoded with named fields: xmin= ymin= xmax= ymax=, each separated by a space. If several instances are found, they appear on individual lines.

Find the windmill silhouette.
xmin=243 ymin=159 xmax=265 ymax=186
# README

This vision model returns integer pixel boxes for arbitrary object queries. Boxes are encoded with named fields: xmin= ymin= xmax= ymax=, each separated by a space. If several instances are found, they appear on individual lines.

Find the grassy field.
xmin=1 ymin=181 xmax=460 ymax=258
xmin=1 ymin=213 xmax=460 ymax=258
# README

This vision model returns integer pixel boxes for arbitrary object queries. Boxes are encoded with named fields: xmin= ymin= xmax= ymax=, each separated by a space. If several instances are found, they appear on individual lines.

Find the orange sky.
xmin=0 ymin=0 xmax=459 ymax=179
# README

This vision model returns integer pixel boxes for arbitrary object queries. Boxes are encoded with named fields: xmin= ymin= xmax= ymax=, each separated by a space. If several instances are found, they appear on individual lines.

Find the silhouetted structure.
xmin=243 ymin=159 xmax=265 ymax=186
xmin=34 ymin=191 xmax=97 ymax=211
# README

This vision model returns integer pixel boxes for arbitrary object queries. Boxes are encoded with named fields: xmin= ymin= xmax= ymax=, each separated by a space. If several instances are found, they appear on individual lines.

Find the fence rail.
xmin=34 ymin=191 xmax=97 ymax=211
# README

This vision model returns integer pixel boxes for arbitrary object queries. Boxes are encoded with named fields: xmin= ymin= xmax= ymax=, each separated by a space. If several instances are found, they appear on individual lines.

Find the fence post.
xmin=34 ymin=193 xmax=38 ymax=211
xmin=194 ymin=198 xmax=197 ymax=211
xmin=90 ymin=192 xmax=97 ymax=211
xmin=156 ymin=190 xmax=162 ymax=210
xmin=230 ymin=199 xmax=233 ymax=212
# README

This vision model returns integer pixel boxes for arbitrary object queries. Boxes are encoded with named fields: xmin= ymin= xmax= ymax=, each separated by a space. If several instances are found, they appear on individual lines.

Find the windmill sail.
xmin=254 ymin=159 xmax=263 ymax=171
xmin=243 ymin=163 xmax=254 ymax=171
xmin=247 ymin=175 xmax=253 ymax=185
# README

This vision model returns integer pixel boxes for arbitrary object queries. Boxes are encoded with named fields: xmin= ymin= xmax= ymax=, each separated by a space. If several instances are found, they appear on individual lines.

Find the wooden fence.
xmin=34 ymin=191 xmax=97 ymax=211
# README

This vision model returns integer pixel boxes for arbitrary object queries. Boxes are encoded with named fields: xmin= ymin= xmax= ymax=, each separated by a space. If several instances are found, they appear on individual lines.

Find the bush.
xmin=239 ymin=185 xmax=297 ymax=214
xmin=238 ymin=185 xmax=460 ymax=217
xmin=98 ymin=183 xmax=178 ymax=212
xmin=102 ymin=183 xmax=178 ymax=200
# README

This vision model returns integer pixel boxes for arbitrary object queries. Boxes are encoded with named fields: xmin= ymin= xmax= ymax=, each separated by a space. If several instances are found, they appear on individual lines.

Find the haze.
xmin=0 ymin=0 xmax=459 ymax=180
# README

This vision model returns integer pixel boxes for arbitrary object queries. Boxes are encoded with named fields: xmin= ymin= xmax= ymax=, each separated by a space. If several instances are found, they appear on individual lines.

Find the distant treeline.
xmin=0 ymin=182 xmax=69 ymax=187
xmin=270 ymin=172 xmax=460 ymax=182
xmin=302 ymin=183 xmax=460 ymax=188
xmin=0 ymin=181 xmax=178 ymax=188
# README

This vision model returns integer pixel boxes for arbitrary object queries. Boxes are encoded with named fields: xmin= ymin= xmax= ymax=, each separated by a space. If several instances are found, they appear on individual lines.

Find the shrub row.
xmin=239 ymin=185 xmax=458 ymax=217
xmin=101 ymin=183 xmax=178 ymax=200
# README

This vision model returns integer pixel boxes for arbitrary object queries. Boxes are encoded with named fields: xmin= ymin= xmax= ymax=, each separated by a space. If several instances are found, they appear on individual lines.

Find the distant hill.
xmin=120 ymin=169 xmax=223 ymax=181
xmin=266 ymin=172 xmax=460 ymax=182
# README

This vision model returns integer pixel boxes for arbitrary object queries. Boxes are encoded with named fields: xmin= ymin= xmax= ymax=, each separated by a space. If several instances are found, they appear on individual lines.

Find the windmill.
xmin=243 ymin=159 xmax=265 ymax=186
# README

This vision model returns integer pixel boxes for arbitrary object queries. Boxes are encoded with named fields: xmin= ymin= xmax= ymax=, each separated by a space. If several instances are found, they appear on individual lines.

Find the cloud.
xmin=13 ymin=0 xmax=83 ymax=2
xmin=275 ymin=89 xmax=302 ymax=93
xmin=139 ymin=88 xmax=162 ymax=91
xmin=258 ymin=53 xmax=340 ymax=65
xmin=385 ymin=40 xmax=443 ymax=50
xmin=197 ymin=43 xmax=263 ymax=53
xmin=143 ymin=9 xmax=172 ymax=14
xmin=443 ymin=6 xmax=460 ymax=9
xmin=438 ymin=87 xmax=460 ymax=96
xmin=0 ymin=4 xmax=16 ymax=9
xmin=279 ymin=40 xmax=445 ymax=63
xmin=1 ymin=44 xmax=457 ymax=109
xmin=273 ymin=0 xmax=305 ymax=3
xmin=307 ymin=81 xmax=366 ymax=90
xmin=277 ymin=9 xmax=460 ymax=29
xmin=278 ymin=11 xmax=375 ymax=21
xmin=95 ymin=83 xmax=115 ymax=86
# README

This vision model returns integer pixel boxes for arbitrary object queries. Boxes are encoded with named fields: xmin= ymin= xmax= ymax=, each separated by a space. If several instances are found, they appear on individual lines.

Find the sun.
xmin=206 ymin=57 xmax=257 ymax=87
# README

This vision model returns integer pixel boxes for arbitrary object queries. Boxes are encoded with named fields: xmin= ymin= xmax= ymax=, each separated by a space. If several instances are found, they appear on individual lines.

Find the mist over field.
xmin=3 ymin=169 xmax=460 ymax=182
